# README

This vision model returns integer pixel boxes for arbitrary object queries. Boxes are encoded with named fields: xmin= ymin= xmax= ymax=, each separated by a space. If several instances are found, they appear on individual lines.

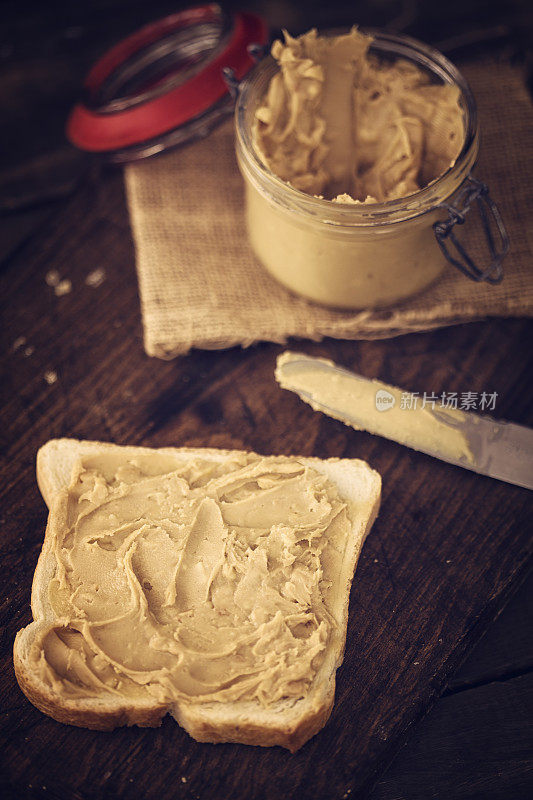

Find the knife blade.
xmin=275 ymin=351 xmax=533 ymax=490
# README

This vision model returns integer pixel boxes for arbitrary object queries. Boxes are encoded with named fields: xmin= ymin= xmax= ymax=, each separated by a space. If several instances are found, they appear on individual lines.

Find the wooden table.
xmin=1 ymin=2 xmax=532 ymax=799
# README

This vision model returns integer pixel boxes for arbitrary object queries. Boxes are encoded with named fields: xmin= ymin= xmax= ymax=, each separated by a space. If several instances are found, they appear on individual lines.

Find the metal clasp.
xmin=247 ymin=43 xmax=269 ymax=62
xmin=222 ymin=43 xmax=268 ymax=99
xmin=222 ymin=67 xmax=240 ymax=99
xmin=433 ymin=176 xmax=509 ymax=284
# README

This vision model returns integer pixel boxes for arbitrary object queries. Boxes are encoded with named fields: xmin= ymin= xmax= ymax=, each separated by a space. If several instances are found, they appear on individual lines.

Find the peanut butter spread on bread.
xmin=31 ymin=451 xmax=350 ymax=707
xmin=253 ymin=28 xmax=464 ymax=201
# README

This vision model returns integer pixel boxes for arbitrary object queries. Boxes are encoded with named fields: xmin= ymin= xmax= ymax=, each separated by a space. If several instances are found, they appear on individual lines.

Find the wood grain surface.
xmin=1 ymin=2 xmax=532 ymax=799
xmin=1 ymin=166 xmax=532 ymax=800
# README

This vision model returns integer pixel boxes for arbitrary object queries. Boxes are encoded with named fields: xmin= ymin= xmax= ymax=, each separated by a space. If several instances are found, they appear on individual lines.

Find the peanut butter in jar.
xmin=235 ymin=28 xmax=483 ymax=309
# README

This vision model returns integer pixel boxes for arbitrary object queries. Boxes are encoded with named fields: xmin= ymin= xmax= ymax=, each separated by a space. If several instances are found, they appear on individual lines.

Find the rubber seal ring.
xmin=67 ymin=4 xmax=267 ymax=152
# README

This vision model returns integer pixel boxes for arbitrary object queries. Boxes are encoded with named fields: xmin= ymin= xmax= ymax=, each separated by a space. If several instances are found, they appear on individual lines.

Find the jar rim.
xmin=235 ymin=28 xmax=479 ymax=226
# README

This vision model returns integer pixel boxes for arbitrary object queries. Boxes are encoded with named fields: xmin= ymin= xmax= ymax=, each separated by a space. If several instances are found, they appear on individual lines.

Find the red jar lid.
xmin=67 ymin=3 xmax=268 ymax=162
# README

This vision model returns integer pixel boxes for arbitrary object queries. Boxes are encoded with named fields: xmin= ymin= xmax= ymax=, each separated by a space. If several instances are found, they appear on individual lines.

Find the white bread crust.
xmin=15 ymin=439 xmax=381 ymax=751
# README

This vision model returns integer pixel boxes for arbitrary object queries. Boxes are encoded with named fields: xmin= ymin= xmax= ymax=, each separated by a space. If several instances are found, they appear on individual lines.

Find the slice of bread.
xmin=14 ymin=438 xmax=381 ymax=751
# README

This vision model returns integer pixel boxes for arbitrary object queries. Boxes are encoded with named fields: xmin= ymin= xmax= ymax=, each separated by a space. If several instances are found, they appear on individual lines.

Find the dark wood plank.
xmin=447 ymin=569 xmax=533 ymax=691
xmin=1 ymin=2 xmax=532 ymax=799
xmin=368 ymin=569 xmax=533 ymax=800
xmin=0 ymin=161 xmax=532 ymax=800
xmin=370 ymin=672 xmax=533 ymax=800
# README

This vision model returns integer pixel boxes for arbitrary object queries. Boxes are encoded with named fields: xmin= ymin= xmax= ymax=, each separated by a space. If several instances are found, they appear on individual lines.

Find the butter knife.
xmin=275 ymin=351 xmax=533 ymax=490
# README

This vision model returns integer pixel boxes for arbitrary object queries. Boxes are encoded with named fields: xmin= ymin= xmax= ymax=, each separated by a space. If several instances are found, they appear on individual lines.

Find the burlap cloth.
xmin=125 ymin=58 xmax=533 ymax=359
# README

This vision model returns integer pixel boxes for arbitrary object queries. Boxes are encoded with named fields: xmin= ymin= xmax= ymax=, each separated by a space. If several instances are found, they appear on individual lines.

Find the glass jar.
xmin=235 ymin=30 xmax=506 ymax=309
